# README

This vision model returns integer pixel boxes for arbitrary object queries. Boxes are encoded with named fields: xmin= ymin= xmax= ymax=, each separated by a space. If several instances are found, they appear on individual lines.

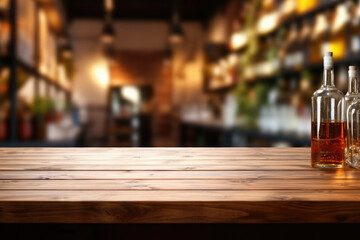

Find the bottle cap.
xmin=349 ymin=66 xmax=357 ymax=70
xmin=324 ymin=52 xmax=333 ymax=70
xmin=349 ymin=65 xmax=358 ymax=78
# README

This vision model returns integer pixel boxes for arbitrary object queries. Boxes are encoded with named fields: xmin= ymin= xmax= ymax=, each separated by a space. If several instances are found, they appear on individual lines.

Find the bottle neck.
xmin=348 ymin=76 xmax=359 ymax=94
xmin=323 ymin=68 xmax=335 ymax=87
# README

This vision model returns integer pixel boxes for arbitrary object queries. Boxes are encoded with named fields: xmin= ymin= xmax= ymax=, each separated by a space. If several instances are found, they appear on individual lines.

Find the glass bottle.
xmin=345 ymin=66 xmax=360 ymax=121
xmin=311 ymin=52 xmax=345 ymax=168
xmin=346 ymin=66 xmax=360 ymax=168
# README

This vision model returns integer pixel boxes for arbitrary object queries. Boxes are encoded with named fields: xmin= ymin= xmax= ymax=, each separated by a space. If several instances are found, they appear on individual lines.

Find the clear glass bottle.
xmin=346 ymin=66 xmax=360 ymax=168
xmin=345 ymin=66 xmax=360 ymax=165
xmin=311 ymin=52 xmax=345 ymax=168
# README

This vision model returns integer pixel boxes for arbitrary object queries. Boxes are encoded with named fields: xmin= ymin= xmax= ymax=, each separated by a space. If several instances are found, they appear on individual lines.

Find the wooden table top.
xmin=1 ymin=147 xmax=360 ymax=223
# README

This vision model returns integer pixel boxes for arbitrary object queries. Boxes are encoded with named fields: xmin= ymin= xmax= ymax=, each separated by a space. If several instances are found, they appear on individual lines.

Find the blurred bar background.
xmin=0 ymin=0 xmax=358 ymax=147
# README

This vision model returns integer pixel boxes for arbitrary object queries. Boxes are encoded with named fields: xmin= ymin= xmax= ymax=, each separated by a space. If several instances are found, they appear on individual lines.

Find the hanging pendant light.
xmin=101 ymin=21 xmax=115 ymax=44
xmin=169 ymin=0 xmax=184 ymax=44
xmin=101 ymin=0 xmax=115 ymax=44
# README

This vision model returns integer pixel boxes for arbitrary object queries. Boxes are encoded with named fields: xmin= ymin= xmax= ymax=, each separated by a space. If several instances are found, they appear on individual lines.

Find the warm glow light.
xmin=297 ymin=0 xmax=317 ymax=14
xmin=219 ymin=58 xmax=227 ymax=68
xmin=104 ymin=0 xmax=114 ymax=12
xmin=62 ymin=49 xmax=73 ymax=59
xmin=256 ymin=12 xmax=279 ymax=35
xmin=18 ymin=77 xmax=35 ymax=105
xmin=230 ymin=30 xmax=248 ymax=50
xmin=92 ymin=62 xmax=109 ymax=87
xmin=169 ymin=34 xmax=183 ymax=44
xmin=213 ymin=65 xmax=222 ymax=76
xmin=38 ymin=9 xmax=48 ymax=75
xmin=312 ymin=14 xmax=327 ymax=40
xmin=227 ymin=54 xmax=238 ymax=67
xmin=0 ymin=0 xmax=9 ymax=10
xmin=122 ymin=86 xmax=140 ymax=104
xmin=58 ymin=64 xmax=69 ymax=89
xmin=281 ymin=0 xmax=296 ymax=16
xmin=332 ymin=4 xmax=349 ymax=33
xmin=244 ymin=66 xmax=255 ymax=80
xmin=101 ymin=33 xmax=115 ymax=44
xmin=329 ymin=39 xmax=346 ymax=60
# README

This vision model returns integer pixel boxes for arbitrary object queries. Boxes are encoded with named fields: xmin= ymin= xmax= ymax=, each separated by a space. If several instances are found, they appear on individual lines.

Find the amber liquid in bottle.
xmin=311 ymin=122 xmax=345 ymax=167
xmin=311 ymin=52 xmax=345 ymax=168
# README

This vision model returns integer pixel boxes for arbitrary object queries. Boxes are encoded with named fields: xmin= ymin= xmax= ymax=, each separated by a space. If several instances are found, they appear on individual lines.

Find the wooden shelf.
xmin=2 ymin=0 xmax=72 ymax=142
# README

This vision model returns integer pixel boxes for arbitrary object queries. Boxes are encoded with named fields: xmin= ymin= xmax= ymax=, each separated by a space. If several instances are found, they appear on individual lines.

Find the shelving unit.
xmin=0 ymin=0 xmax=73 ymax=146
xmin=206 ymin=0 xmax=350 ymax=91
xmin=200 ymin=0 xmax=355 ymax=147
xmin=254 ymin=0 xmax=343 ymax=41
xmin=244 ymin=55 xmax=360 ymax=84
xmin=279 ymin=0 xmax=342 ymax=29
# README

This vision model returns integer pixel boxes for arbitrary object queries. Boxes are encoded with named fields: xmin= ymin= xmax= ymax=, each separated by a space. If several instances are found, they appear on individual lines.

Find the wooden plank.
xmin=0 ymin=147 xmax=310 ymax=153
xmin=1 ymin=179 xmax=360 ymax=190
xmin=0 ymin=159 xmax=310 ymax=165
xmin=1 ymin=190 xmax=360 ymax=201
xmin=0 ymin=170 xmax=356 ymax=180
xmin=0 ymin=164 xmax=313 ymax=171
xmin=0 ymin=155 xmax=310 ymax=160
xmin=0 ymin=148 xmax=310 ymax=157
xmin=0 ymin=200 xmax=359 ymax=223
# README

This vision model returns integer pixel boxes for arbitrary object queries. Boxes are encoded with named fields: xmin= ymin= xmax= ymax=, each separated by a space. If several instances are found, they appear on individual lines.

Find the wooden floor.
xmin=0 ymin=147 xmax=360 ymax=223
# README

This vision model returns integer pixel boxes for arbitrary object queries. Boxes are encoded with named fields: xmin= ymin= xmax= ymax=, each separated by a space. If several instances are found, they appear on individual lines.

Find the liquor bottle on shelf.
xmin=282 ymin=20 xmax=311 ymax=71
xmin=345 ymin=66 xmax=360 ymax=165
xmin=280 ymin=0 xmax=296 ymax=23
xmin=253 ymin=37 xmax=268 ymax=78
xmin=256 ymin=0 xmax=280 ymax=36
xmin=282 ymin=23 xmax=297 ymax=70
xmin=298 ymin=71 xmax=313 ymax=137
xmin=336 ymin=65 xmax=348 ymax=92
xmin=329 ymin=2 xmax=351 ymax=60
xmin=351 ymin=0 xmax=360 ymax=56
xmin=261 ymin=36 xmax=278 ymax=77
xmin=275 ymin=77 xmax=292 ymax=134
xmin=310 ymin=12 xmax=330 ymax=64
xmin=311 ymin=52 xmax=345 ymax=168
xmin=297 ymin=20 xmax=312 ymax=69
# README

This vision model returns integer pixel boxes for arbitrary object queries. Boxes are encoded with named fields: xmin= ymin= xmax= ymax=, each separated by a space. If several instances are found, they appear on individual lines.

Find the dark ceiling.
xmin=62 ymin=0 xmax=227 ymax=22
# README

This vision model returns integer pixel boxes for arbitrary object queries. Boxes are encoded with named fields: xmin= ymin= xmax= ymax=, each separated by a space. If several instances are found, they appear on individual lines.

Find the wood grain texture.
xmin=0 ymin=147 xmax=359 ymax=223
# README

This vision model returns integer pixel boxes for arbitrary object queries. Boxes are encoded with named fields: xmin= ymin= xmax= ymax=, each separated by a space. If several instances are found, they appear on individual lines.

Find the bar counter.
xmin=0 ymin=147 xmax=360 ymax=223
